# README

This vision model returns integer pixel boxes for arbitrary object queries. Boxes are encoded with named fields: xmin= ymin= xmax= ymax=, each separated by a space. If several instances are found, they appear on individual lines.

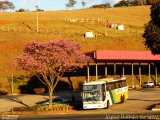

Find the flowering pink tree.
xmin=15 ymin=40 xmax=91 ymax=107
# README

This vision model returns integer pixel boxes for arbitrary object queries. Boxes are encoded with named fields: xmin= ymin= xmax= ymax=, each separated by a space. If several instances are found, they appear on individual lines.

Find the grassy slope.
xmin=0 ymin=6 xmax=152 ymax=92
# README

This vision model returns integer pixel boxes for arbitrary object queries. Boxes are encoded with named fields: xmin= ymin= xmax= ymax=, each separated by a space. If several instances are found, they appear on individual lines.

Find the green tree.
xmin=16 ymin=8 xmax=29 ymax=12
xmin=113 ymin=0 xmax=142 ymax=7
xmin=90 ymin=3 xmax=111 ymax=8
xmin=35 ymin=5 xmax=44 ymax=11
xmin=66 ymin=0 xmax=77 ymax=9
xmin=0 ymin=1 xmax=15 ymax=11
xmin=146 ymin=0 xmax=160 ymax=5
xmin=114 ymin=0 xmax=128 ymax=7
xmin=81 ymin=0 xmax=86 ymax=8
xmin=143 ymin=1 xmax=160 ymax=54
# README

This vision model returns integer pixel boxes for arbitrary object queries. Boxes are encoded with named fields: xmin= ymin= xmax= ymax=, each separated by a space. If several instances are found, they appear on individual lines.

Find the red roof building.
xmin=88 ymin=50 xmax=160 ymax=62
xmin=86 ymin=50 xmax=160 ymax=86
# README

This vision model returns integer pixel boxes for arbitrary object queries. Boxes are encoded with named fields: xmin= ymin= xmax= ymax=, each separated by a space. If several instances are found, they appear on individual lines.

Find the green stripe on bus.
xmin=109 ymin=91 xmax=115 ymax=104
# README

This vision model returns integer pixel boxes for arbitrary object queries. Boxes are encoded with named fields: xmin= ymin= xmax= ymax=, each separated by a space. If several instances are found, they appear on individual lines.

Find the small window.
xmin=102 ymin=84 xmax=105 ymax=92
xmin=121 ymin=81 xmax=127 ymax=87
xmin=119 ymin=81 xmax=122 ymax=87
xmin=106 ymin=83 xmax=112 ymax=90
xmin=112 ymin=82 xmax=116 ymax=89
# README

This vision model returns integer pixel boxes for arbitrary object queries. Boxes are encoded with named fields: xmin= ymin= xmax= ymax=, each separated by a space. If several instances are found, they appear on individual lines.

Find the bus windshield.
xmin=83 ymin=85 xmax=102 ymax=102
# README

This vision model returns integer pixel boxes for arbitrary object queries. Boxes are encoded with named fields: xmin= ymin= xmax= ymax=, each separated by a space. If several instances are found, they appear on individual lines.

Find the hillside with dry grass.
xmin=0 ymin=6 xmax=151 ymax=93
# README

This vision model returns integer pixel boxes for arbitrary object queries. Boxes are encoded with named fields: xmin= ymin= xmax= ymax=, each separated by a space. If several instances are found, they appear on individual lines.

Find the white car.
xmin=42 ymin=97 xmax=68 ymax=105
xmin=141 ymin=81 xmax=154 ymax=88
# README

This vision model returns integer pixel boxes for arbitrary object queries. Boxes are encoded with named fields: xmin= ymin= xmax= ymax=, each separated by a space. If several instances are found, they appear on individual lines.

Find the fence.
xmin=0 ymin=27 xmax=55 ymax=33
xmin=64 ymin=17 xmax=107 ymax=23
xmin=0 ymin=26 xmax=140 ymax=38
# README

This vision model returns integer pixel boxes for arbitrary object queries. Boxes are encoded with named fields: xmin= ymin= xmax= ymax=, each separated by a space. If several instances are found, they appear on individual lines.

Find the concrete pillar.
xmin=105 ymin=63 xmax=108 ymax=77
xmin=87 ymin=63 xmax=90 ymax=82
xmin=114 ymin=62 xmax=116 ymax=77
xmin=122 ymin=63 xmax=125 ymax=77
xmin=132 ymin=63 xmax=134 ymax=76
xmin=139 ymin=63 xmax=141 ymax=87
xmin=132 ymin=63 xmax=134 ymax=88
xmin=148 ymin=63 xmax=151 ymax=81
xmin=155 ymin=64 xmax=158 ymax=85
xmin=96 ymin=63 xmax=98 ymax=80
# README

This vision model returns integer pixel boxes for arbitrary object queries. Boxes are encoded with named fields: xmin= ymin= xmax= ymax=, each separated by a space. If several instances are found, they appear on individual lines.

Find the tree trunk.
xmin=141 ymin=0 xmax=144 ymax=5
xmin=48 ymin=88 xmax=53 ymax=108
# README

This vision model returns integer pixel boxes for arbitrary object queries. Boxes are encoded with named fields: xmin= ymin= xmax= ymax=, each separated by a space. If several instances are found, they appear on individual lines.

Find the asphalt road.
xmin=15 ymin=113 xmax=160 ymax=120
xmin=1 ymin=88 xmax=160 ymax=120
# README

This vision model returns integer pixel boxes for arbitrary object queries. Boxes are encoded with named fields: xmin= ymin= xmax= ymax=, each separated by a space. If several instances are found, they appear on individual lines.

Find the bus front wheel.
xmin=106 ymin=100 xmax=110 ymax=109
xmin=121 ymin=95 xmax=125 ymax=103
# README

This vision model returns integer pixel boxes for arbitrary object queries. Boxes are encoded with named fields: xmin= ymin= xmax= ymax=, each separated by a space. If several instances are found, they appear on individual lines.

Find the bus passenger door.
xmin=102 ymin=84 xmax=106 ymax=101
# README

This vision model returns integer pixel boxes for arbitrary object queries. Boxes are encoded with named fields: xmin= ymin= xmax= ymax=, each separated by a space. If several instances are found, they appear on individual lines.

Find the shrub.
xmin=146 ymin=0 xmax=160 ymax=5
xmin=11 ymin=104 xmax=73 ymax=112
xmin=11 ymin=106 xmax=37 ymax=112
xmin=68 ymin=102 xmax=83 ymax=110
xmin=114 ymin=0 xmax=141 ymax=7
xmin=143 ymin=1 xmax=160 ymax=54
xmin=33 ymin=88 xmax=45 ymax=94
xmin=52 ymin=104 xmax=73 ymax=111
xmin=90 ymin=3 xmax=111 ymax=8
xmin=0 ymin=90 xmax=8 ymax=96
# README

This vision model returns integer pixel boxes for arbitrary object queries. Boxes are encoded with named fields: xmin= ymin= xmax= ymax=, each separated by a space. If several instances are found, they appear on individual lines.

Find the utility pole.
xmin=35 ymin=0 xmax=39 ymax=33
xmin=37 ymin=8 xmax=39 ymax=33
xmin=11 ymin=73 xmax=14 ymax=95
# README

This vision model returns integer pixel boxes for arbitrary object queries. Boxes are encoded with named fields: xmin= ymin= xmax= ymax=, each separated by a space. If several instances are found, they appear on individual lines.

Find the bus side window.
xmin=102 ymin=84 xmax=105 ymax=91
xmin=106 ymin=84 xmax=109 ymax=90
xmin=106 ymin=83 xmax=112 ymax=90
xmin=116 ymin=82 xmax=119 ymax=88
xmin=114 ymin=81 xmax=121 ymax=89
xmin=112 ymin=82 xmax=116 ymax=89
xmin=122 ymin=81 xmax=127 ymax=87
xmin=119 ymin=81 xmax=122 ymax=87
xmin=102 ymin=84 xmax=106 ymax=101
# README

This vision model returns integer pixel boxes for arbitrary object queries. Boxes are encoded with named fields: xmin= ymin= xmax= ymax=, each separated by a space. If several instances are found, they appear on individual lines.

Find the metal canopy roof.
xmin=87 ymin=50 xmax=160 ymax=62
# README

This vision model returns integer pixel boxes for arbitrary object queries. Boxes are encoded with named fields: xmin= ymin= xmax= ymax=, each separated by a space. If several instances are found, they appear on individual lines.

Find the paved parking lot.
xmin=91 ymin=88 xmax=160 ymax=114
xmin=0 ymin=88 xmax=160 ymax=114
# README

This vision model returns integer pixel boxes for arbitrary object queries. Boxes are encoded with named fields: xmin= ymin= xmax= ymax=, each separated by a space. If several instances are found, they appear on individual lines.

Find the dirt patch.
xmin=0 ymin=20 xmax=9 ymax=24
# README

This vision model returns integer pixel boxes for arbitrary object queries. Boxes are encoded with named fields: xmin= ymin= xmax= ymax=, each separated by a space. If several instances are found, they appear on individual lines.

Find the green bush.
xmin=143 ymin=1 xmax=160 ymax=54
xmin=0 ymin=90 xmax=8 ymax=96
xmin=146 ymin=0 xmax=160 ymax=5
xmin=53 ymin=104 xmax=73 ymax=111
xmin=68 ymin=102 xmax=83 ymax=110
xmin=11 ymin=106 xmax=37 ymax=112
xmin=11 ymin=104 xmax=73 ymax=112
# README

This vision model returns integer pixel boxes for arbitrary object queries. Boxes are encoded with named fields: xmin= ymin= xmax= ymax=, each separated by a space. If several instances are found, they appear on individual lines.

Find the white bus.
xmin=82 ymin=77 xmax=128 ymax=109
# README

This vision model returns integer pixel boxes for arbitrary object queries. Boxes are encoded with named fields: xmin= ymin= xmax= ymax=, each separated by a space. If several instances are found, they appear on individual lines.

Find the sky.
xmin=8 ymin=0 xmax=120 ymax=11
